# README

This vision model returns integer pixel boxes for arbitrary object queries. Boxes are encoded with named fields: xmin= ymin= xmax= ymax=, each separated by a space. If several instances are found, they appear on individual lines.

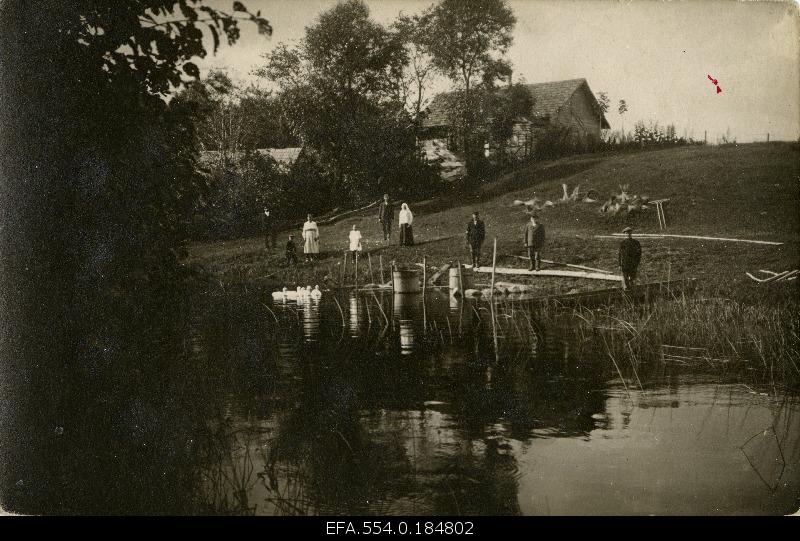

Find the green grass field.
xmin=186 ymin=143 xmax=799 ymax=300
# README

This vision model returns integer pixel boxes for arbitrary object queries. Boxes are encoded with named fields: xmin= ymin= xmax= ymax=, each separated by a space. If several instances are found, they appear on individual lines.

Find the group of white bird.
xmin=271 ymin=285 xmax=323 ymax=302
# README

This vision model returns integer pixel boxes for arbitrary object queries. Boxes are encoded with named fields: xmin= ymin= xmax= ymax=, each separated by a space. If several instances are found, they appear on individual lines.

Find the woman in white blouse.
xmin=302 ymin=214 xmax=319 ymax=262
xmin=348 ymin=224 xmax=362 ymax=262
xmin=398 ymin=203 xmax=414 ymax=246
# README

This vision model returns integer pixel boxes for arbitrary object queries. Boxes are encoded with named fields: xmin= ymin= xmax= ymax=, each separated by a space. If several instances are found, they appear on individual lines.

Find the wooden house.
xmin=419 ymin=78 xmax=610 ymax=174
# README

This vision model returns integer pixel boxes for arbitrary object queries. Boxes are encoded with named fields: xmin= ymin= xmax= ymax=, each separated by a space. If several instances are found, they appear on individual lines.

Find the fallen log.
xmin=428 ymin=263 xmax=452 ymax=285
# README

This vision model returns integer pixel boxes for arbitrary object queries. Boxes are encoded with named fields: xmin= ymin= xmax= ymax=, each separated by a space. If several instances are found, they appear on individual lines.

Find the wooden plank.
xmin=467 ymin=265 xmax=623 ymax=282
xmin=510 ymin=255 xmax=614 ymax=274
xmin=606 ymin=233 xmax=783 ymax=246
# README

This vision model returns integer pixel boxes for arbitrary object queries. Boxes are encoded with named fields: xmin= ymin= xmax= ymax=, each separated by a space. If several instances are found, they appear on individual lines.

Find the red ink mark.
xmin=707 ymin=74 xmax=722 ymax=94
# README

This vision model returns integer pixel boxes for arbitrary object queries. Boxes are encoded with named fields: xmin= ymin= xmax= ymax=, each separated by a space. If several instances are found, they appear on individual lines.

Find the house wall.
xmin=556 ymin=85 xmax=603 ymax=141
xmin=484 ymin=121 xmax=533 ymax=159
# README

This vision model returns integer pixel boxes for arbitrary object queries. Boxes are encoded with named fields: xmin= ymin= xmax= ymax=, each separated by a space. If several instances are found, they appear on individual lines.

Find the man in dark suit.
xmin=466 ymin=211 xmax=486 ymax=269
xmin=524 ymin=215 xmax=545 ymax=271
xmin=618 ymin=226 xmax=642 ymax=290
xmin=377 ymin=193 xmax=394 ymax=241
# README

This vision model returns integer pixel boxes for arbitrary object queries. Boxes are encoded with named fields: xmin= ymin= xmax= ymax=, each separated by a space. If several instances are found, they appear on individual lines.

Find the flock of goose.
xmin=271 ymin=285 xmax=323 ymax=302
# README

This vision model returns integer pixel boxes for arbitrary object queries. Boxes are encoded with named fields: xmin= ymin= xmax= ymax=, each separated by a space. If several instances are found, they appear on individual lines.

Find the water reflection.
xmin=349 ymin=293 xmax=361 ymax=339
xmin=1 ymin=284 xmax=798 ymax=516
xmin=300 ymin=298 xmax=321 ymax=343
xmin=394 ymin=293 xmax=417 ymax=355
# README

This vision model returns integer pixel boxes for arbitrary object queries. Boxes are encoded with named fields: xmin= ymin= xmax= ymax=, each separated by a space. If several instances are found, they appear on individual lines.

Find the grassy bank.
xmin=187 ymin=143 xmax=799 ymax=301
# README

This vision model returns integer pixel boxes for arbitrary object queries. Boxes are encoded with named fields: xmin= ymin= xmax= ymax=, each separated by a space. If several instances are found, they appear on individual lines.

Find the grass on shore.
xmin=186 ymin=143 xmax=799 ymax=303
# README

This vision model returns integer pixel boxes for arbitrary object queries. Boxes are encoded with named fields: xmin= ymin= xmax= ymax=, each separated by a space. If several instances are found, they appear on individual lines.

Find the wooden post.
xmin=490 ymin=237 xmax=497 ymax=296
xmin=767 ymin=132 xmax=770 ymax=143
xmin=354 ymin=251 xmax=359 ymax=290
xmin=342 ymin=250 xmax=347 ymax=285
xmin=422 ymin=256 xmax=428 ymax=331
xmin=704 ymin=130 xmax=707 ymax=143
xmin=422 ymin=256 xmax=427 ymax=295
xmin=368 ymin=253 xmax=374 ymax=284
xmin=379 ymin=254 xmax=385 ymax=284
xmin=457 ymin=260 xmax=465 ymax=297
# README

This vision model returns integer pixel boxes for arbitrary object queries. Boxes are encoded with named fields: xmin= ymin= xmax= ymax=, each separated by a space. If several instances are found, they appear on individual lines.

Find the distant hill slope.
xmin=189 ymin=143 xmax=799 ymax=297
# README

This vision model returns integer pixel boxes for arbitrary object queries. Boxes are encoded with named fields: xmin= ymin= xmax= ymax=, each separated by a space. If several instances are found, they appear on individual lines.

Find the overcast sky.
xmin=198 ymin=0 xmax=800 ymax=142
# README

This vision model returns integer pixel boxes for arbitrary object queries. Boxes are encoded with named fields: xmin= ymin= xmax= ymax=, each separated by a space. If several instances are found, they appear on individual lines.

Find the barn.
xmin=419 ymin=78 xmax=610 ymax=173
xmin=526 ymin=78 xmax=610 ymax=143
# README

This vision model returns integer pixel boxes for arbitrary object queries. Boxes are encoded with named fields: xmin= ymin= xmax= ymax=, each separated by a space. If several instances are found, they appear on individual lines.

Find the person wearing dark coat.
xmin=524 ymin=215 xmax=545 ymax=271
xmin=618 ymin=226 xmax=642 ymax=289
xmin=285 ymin=234 xmax=298 ymax=266
xmin=466 ymin=211 xmax=486 ymax=269
xmin=377 ymin=193 xmax=394 ymax=242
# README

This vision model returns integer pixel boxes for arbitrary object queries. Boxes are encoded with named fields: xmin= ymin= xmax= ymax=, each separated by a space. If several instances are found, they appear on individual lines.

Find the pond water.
xmin=0 ymin=287 xmax=797 ymax=515
xmin=197 ymin=289 xmax=800 ymax=516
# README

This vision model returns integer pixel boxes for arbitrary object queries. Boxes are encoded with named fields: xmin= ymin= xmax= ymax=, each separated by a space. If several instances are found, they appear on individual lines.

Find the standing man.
xmin=377 ymin=193 xmax=394 ymax=242
xmin=524 ymin=214 xmax=545 ymax=271
xmin=262 ymin=207 xmax=275 ymax=249
xmin=466 ymin=211 xmax=486 ymax=269
xmin=618 ymin=226 xmax=642 ymax=290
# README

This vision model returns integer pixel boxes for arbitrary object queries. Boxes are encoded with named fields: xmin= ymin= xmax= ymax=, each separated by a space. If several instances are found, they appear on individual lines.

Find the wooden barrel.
xmin=392 ymin=270 xmax=421 ymax=293
xmin=448 ymin=267 xmax=473 ymax=292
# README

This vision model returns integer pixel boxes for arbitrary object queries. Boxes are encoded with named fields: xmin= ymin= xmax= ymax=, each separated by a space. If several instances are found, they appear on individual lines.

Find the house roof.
xmin=199 ymin=147 xmax=303 ymax=167
xmin=421 ymin=78 xmax=610 ymax=130
xmin=420 ymin=93 xmax=454 ymax=129
xmin=264 ymin=147 xmax=302 ymax=165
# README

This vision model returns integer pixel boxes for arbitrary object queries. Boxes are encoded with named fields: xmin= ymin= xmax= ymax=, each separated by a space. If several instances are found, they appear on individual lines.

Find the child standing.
xmin=348 ymin=224 xmax=363 ymax=262
xmin=285 ymin=234 xmax=298 ymax=266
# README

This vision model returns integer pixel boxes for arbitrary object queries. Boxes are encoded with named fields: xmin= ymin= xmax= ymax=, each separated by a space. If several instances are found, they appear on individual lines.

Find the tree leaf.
xmin=232 ymin=1 xmax=246 ymax=12
xmin=183 ymin=62 xmax=200 ymax=78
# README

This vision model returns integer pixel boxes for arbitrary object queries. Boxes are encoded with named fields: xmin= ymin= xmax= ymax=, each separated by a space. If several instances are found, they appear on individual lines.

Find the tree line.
xmin=177 ymin=0 xmax=523 ymax=239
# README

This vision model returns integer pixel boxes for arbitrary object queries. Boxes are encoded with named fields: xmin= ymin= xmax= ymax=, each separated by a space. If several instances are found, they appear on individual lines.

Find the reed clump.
xmin=569 ymin=294 xmax=800 ymax=389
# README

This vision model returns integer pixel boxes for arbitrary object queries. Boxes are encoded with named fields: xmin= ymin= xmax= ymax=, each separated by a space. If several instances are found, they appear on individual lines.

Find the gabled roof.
xmin=421 ymin=93 xmax=454 ymax=129
xmin=526 ymin=79 xmax=611 ymax=129
xmin=264 ymin=147 xmax=302 ymax=166
xmin=421 ymin=78 xmax=610 ymax=130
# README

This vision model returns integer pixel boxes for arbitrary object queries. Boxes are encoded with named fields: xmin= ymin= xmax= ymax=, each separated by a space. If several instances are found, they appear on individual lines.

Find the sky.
xmin=198 ymin=0 xmax=800 ymax=142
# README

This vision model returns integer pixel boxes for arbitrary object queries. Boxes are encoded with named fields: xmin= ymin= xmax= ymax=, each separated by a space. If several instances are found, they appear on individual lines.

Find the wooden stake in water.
xmin=368 ymin=253 xmax=374 ymax=284
xmin=422 ymin=256 xmax=427 ymax=295
xmin=342 ymin=250 xmax=347 ymax=285
xmin=491 ymin=237 xmax=498 ymax=297
xmin=457 ymin=260 xmax=464 ymax=297
xmin=379 ymin=254 xmax=385 ymax=284
xmin=355 ymin=251 xmax=359 ymax=290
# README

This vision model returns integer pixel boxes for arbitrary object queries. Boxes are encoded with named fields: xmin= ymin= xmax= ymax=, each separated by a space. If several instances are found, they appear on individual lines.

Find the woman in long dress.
xmin=302 ymin=214 xmax=319 ymax=262
xmin=348 ymin=224 xmax=362 ymax=262
xmin=398 ymin=203 xmax=414 ymax=246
